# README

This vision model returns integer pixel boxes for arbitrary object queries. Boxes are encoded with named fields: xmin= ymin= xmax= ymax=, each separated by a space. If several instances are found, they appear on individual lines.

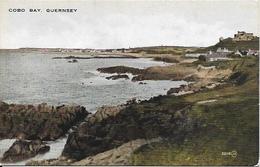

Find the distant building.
xmin=206 ymin=50 xmax=230 ymax=61
xmin=247 ymin=49 xmax=259 ymax=56
xmin=233 ymin=31 xmax=255 ymax=41
xmin=216 ymin=47 xmax=232 ymax=53
xmin=234 ymin=49 xmax=259 ymax=57
xmin=234 ymin=50 xmax=243 ymax=57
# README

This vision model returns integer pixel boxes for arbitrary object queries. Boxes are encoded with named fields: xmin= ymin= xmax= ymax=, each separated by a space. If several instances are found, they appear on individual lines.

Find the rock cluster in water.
xmin=97 ymin=66 xmax=143 ymax=75
xmin=105 ymin=74 xmax=129 ymax=80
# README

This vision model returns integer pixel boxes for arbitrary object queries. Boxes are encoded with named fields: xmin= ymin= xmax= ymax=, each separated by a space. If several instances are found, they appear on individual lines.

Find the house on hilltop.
xmin=233 ymin=31 xmax=255 ymax=41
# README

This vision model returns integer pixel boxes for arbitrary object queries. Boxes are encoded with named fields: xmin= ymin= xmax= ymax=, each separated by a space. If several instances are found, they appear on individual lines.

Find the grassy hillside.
xmin=131 ymin=57 xmax=259 ymax=165
xmin=195 ymin=37 xmax=259 ymax=52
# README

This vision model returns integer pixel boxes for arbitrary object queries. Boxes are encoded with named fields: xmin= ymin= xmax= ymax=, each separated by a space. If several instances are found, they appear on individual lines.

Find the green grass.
xmin=195 ymin=37 xmax=259 ymax=52
xmin=130 ymin=57 xmax=259 ymax=165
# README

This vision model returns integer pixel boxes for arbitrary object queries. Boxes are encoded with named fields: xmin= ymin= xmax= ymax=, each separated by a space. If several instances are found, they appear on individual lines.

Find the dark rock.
xmin=167 ymin=84 xmax=190 ymax=95
xmin=167 ymin=87 xmax=180 ymax=95
xmin=229 ymin=71 xmax=248 ymax=85
xmin=97 ymin=66 xmax=143 ymax=75
xmin=88 ymin=105 xmax=126 ymax=124
xmin=68 ymin=59 xmax=78 ymax=63
xmin=131 ymin=73 xmax=173 ymax=81
xmin=1 ymin=140 xmax=50 ymax=162
xmin=62 ymin=97 xmax=196 ymax=160
xmin=138 ymin=82 xmax=147 ymax=85
xmin=0 ymin=102 xmax=90 ymax=141
xmin=106 ymin=74 xmax=129 ymax=80
xmin=98 ymin=65 xmax=187 ymax=82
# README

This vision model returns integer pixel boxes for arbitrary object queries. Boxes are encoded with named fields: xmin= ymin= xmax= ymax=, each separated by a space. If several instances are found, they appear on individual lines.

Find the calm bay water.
xmin=0 ymin=52 xmax=186 ymax=112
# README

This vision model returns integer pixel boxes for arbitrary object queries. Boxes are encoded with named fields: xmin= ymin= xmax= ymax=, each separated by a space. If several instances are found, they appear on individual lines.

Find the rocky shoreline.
xmin=0 ymin=57 xmax=235 ymax=165
xmin=21 ymin=94 xmax=199 ymax=165
xmin=61 ymin=98 xmax=195 ymax=160
xmin=0 ymin=102 xmax=90 ymax=163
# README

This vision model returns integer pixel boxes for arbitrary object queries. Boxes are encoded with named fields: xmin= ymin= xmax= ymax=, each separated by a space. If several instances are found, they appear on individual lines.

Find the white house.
xmin=216 ymin=47 xmax=232 ymax=53
xmin=234 ymin=50 xmax=243 ymax=57
xmin=247 ymin=49 xmax=259 ymax=56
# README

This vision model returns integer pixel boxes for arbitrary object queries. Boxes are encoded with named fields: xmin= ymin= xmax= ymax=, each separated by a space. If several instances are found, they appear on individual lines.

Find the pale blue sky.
xmin=0 ymin=0 xmax=259 ymax=49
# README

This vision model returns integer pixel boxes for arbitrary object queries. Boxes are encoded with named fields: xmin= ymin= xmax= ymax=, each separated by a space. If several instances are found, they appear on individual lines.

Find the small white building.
xmin=206 ymin=50 xmax=230 ymax=61
xmin=247 ymin=49 xmax=259 ymax=56
xmin=234 ymin=50 xmax=243 ymax=57
xmin=216 ymin=47 xmax=232 ymax=53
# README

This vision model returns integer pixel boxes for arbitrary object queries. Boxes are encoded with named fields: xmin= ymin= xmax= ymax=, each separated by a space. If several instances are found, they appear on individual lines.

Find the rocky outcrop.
xmin=88 ymin=105 xmax=126 ymax=124
xmin=97 ymin=66 xmax=192 ymax=82
xmin=0 ymin=102 xmax=90 ymax=141
xmin=61 ymin=97 xmax=196 ymax=160
xmin=167 ymin=82 xmax=223 ymax=96
xmin=131 ymin=73 xmax=173 ymax=81
xmin=72 ymin=138 xmax=161 ymax=165
xmin=138 ymin=82 xmax=147 ymax=85
xmin=106 ymin=74 xmax=129 ymax=80
xmin=26 ymin=138 xmax=161 ymax=166
xmin=26 ymin=157 xmax=72 ymax=166
xmin=97 ymin=66 xmax=143 ymax=75
xmin=228 ymin=71 xmax=248 ymax=85
xmin=167 ymin=84 xmax=191 ymax=95
xmin=1 ymin=139 xmax=50 ymax=162
xmin=68 ymin=59 xmax=78 ymax=63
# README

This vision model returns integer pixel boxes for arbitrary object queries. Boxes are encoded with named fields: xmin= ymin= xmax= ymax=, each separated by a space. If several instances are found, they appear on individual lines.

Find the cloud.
xmin=0 ymin=0 xmax=258 ymax=49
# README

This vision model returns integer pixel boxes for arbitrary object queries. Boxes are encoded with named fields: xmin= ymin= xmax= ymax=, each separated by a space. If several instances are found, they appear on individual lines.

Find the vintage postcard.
xmin=0 ymin=0 xmax=259 ymax=166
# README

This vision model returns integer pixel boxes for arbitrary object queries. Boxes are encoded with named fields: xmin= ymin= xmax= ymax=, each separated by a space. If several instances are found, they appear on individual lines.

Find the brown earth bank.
xmin=0 ymin=102 xmax=90 ymax=141
xmin=1 ymin=139 xmax=50 ymax=163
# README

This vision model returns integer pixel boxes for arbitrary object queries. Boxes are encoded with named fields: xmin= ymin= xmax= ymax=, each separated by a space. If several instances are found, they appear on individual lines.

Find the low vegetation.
xmin=195 ymin=37 xmax=259 ymax=52
xmin=131 ymin=57 xmax=259 ymax=165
